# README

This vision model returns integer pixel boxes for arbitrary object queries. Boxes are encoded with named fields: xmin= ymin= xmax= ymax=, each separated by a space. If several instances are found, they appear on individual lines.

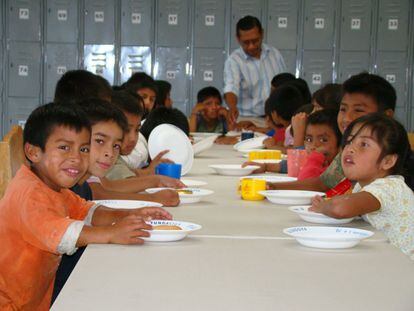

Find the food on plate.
xmin=176 ymin=189 xmax=193 ymax=195
xmin=153 ymin=225 xmax=182 ymax=230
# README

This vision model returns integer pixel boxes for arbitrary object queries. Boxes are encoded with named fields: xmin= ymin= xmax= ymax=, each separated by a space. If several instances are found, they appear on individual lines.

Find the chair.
xmin=408 ymin=132 xmax=414 ymax=151
xmin=0 ymin=126 xmax=26 ymax=198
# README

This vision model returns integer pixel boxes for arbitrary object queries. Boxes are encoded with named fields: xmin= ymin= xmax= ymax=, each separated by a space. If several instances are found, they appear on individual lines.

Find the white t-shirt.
xmin=121 ymin=132 xmax=149 ymax=169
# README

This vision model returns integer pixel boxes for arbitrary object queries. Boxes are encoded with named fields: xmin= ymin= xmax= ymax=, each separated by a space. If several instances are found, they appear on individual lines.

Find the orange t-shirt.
xmin=0 ymin=165 xmax=93 ymax=310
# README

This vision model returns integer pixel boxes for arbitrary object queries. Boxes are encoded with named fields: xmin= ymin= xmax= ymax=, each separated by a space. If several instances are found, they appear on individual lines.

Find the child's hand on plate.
xmin=309 ymin=195 xmax=325 ymax=213
xmin=156 ymin=175 xmax=186 ymax=188
xmin=129 ymin=206 xmax=173 ymax=220
xmin=242 ymin=161 xmax=266 ymax=174
xmin=108 ymin=215 xmax=152 ymax=244
xmin=150 ymin=189 xmax=180 ymax=207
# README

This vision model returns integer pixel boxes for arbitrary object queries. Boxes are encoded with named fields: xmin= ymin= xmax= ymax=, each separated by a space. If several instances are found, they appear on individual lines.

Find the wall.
xmin=1 ymin=0 xmax=413 ymax=136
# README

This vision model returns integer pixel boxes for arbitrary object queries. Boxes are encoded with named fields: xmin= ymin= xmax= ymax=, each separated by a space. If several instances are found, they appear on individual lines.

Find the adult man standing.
xmin=224 ymin=16 xmax=286 ymax=125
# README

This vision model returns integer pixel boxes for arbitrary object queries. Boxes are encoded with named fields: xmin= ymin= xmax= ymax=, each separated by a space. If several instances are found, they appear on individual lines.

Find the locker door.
xmin=303 ymin=0 xmax=335 ymax=50
xmin=337 ymin=51 xmax=370 ymax=82
xmin=84 ymin=0 xmax=115 ymax=44
xmin=84 ymin=45 xmax=115 ymax=84
xmin=194 ymin=0 xmax=226 ymax=48
xmin=230 ymin=0 xmax=262 ymax=50
xmin=46 ymin=0 xmax=78 ymax=43
xmin=45 ymin=43 xmax=79 ymax=99
xmin=377 ymin=0 xmax=409 ymax=51
xmin=267 ymin=0 xmax=299 ymax=50
xmin=5 ymin=97 xmax=38 ymax=133
xmin=301 ymin=50 xmax=333 ymax=93
xmin=157 ymin=0 xmax=189 ymax=47
xmin=376 ymin=51 xmax=407 ymax=108
xmin=192 ymin=48 xmax=225 ymax=106
xmin=8 ymin=42 xmax=41 ymax=97
xmin=119 ymin=46 xmax=152 ymax=83
xmin=279 ymin=49 xmax=296 ymax=74
xmin=8 ymin=0 xmax=41 ymax=41
xmin=121 ymin=0 xmax=153 ymax=46
xmin=340 ymin=0 xmax=372 ymax=51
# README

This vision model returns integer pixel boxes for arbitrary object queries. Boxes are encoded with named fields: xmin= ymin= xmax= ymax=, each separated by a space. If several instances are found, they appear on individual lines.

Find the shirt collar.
xmin=240 ymin=43 xmax=270 ymax=60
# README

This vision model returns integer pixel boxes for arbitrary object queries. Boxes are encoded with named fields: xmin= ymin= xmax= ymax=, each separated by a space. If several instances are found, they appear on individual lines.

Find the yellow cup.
xmin=240 ymin=178 xmax=266 ymax=201
xmin=248 ymin=150 xmax=282 ymax=161
xmin=266 ymin=150 xmax=282 ymax=160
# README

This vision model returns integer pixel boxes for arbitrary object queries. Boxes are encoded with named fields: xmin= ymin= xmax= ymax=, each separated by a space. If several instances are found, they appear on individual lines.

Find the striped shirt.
xmin=224 ymin=44 xmax=286 ymax=117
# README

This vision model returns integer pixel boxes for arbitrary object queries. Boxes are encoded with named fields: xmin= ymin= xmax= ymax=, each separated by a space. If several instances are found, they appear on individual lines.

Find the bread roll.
xmin=153 ymin=225 xmax=182 ymax=230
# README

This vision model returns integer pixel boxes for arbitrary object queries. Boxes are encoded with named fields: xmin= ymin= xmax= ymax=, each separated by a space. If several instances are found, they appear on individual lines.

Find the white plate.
xmin=233 ymin=136 xmax=267 ymax=152
xmin=239 ymin=175 xmax=297 ymax=183
xmin=145 ymin=187 xmax=214 ymax=204
xmin=246 ymin=159 xmax=282 ymax=164
xmin=181 ymin=179 xmax=207 ymax=187
xmin=144 ymin=220 xmax=202 ymax=242
xmin=209 ymin=164 xmax=260 ymax=176
xmin=93 ymin=200 xmax=163 ymax=209
xmin=190 ymin=132 xmax=219 ymax=137
xmin=193 ymin=135 xmax=219 ymax=156
xmin=258 ymin=190 xmax=325 ymax=205
xmin=283 ymin=226 xmax=373 ymax=249
xmin=148 ymin=124 xmax=193 ymax=175
xmin=288 ymin=206 xmax=354 ymax=225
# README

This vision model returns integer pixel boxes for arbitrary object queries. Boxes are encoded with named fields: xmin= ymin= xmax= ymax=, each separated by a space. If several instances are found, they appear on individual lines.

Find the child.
xmin=189 ymin=87 xmax=229 ymax=133
xmin=310 ymin=114 xmax=414 ymax=259
xmin=125 ymin=79 xmax=158 ymax=119
xmin=270 ymin=72 xmax=296 ymax=92
xmin=0 ymin=103 xmax=171 ymax=310
xmin=155 ymin=80 xmax=173 ymax=108
xmin=312 ymin=83 xmax=342 ymax=111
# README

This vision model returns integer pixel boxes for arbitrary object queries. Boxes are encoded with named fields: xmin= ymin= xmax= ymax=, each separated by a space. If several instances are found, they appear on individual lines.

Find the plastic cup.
xmin=240 ymin=178 xmax=266 ymax=201
xmin=155 ymin=163 xmax=182 ymax=179
xmin=287 ymin=149 xmax=308 ymax=177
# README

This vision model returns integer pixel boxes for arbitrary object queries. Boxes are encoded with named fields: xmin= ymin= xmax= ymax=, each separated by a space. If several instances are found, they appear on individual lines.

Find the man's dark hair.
xmin=271 ymin=73 xmax=296 ymax=89
xmin=197 ymin=86 xmax=222 ymax=104
xmin=236 ymin=15 xmax=263 ymax=36
xmin=24 ymin=102 xmax=90 ymax=151
xmin=111 ymin=90 xmax=144 ymax=117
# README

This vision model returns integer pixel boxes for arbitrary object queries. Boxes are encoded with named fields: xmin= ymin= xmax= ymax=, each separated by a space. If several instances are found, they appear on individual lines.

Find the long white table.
xmin=52 ymin=145 xmax=414 ymax=311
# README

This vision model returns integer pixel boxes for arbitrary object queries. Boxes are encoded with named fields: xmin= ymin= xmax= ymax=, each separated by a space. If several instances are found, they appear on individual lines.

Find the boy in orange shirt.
xmin=0 ymin=103 xmax=171 ymax=310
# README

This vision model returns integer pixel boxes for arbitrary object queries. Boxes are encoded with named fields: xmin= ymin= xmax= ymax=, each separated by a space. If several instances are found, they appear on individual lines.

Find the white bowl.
xmin=258 ymin=190 xmax=325 ymax=205
xmin=283 ymin=226 xmax=374 ymax=249
xmin=144 ymin=220 xmax=202 ymax=242
xmin=288 ymin=206 xmax=354 ymax=225
xmin=209 ymin=164 xmax=260 ymax=176
xmin=93 ymin=200 xmax=163 ymax=209
xmin=239 ymin=175 xmax=297 ymax=183
xmin=180 ymin=179 xmax=207 ymax=187
xmin=192 ymin=135 xmax=219 ymax=156
xmin=145 ymin=187 xmax=214 ymax=204
xmin=233 ymin=136 xmax=266 ymax=152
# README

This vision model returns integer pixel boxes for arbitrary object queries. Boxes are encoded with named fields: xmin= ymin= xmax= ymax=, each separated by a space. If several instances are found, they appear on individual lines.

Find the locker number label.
xmin=166 ymin=70 xmax=176 ymax=79
xmin=312 ymin=73 xmax=322 ymax=85
xmin=203 ymin=70 xmax=214 ymax=82
xmin=132 ymin=13 xmax=141 ymax=24
xmin=351 ymin=18 xmax=361 ymax=30
xmin=386 ymin=74 xmax=396 ymax=83
xmin=57 ymin=9 xmax=68 ymax=21
xmin=57 ymin=66 xmax=67 ymax=75
xmin=314 ymin=18 xmax=325 ymax=29
xmin=278 ymin=17 xmax=288 ymax=28
xmin=205 ymin=15 xmax=215 ymax=26
xmin=18 ymin=65 xmax=29 ymax=77
xmin=94 ymin=11 xmax=105 ymax=23
xmin=388 ymin=19 xmax=398 ymax=30
xmin=96 ymin=66 xmax=104 ymax=75
xmin=19 ymin=8 xmax=30 ymax=20
xmin=168 ymin=14 xmax=178 ymax=25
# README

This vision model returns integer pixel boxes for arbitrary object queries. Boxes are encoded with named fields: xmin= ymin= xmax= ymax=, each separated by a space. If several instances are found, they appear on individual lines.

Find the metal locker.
xmin=5 ymin=97 xmax=38 ymax=132
xmin=394 ymin=106 xmax=408 ymax=128
xmin=121 ymin=0 xmax=153 ymax=46
xmin=376 ymin=51 xmax=407 ymax=108
xmin=266 ymin=0 xmax=299 ymax=50
xmin=84 ymin=0 xmax=115 ymax=44
xmin=172 ymin=101 xmax=187 ymax=116
xmin=156 ymin=0 xmax=189 ymax=47
xmin=8 ymin=0 xmax=41 ymax=41
xmin=279 ymin=49 xmax=296 ymax=74
xmin=44 ymin=43 xmax=79 ymax=99
xmin=8 ymin=42 xmax=41 ymax=97
xmin=46 ymin=0 xmax=79 ymax=43
xmin=340 ymin=0 xmax=372 ymax=51
xmin=301 ymin=50 xmax=333 ymax=93
xmin=194 ymin=0 xmax=226 ymax=48
xmin=154 ymin=47 xmax=188 ymax=104
xmin=119 ymin=46 xmax=152 ymax=84
xmin=84 ymin=44 xmax=115 ymax=85
xmin=337 ymin=51 xmax=370 ymax=82
xmin=230 ymin=0 xmax=262 ymax=50
xmin=192 ymin=48 xmax=225 ymax=106
xmin=303 ymin=0 xmax=335 ymax=50
xmin=377 ymin=0 xmax=409 ymax=51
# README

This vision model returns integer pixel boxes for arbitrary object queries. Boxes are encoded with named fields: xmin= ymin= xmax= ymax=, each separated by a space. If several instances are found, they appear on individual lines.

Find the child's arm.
xmin=310 ymin=192 xmax=381 ymax=218
xmin=189 ymin=104 xmax=204 ymax=132
xmin=267 ymin=176 xmax=329 ymax=192
xmin=242 ymin=161 xmax=281 ymax=174
xmin=291 ymin=112 xmax=307 ymax=147
xmin=134 ymin=150 xmax=172 ymax=176
xmin=99 ymin=175 xmax=185 ymax=193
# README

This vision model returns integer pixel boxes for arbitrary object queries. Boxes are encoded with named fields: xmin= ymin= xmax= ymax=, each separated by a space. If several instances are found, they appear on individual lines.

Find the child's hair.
xmin=294 ymin=103 xmax=315 ymax=115
xmin=307 ymin=109 xmax=342 ymax=147
xmin=125 ymin=72 xmax=154 ymax=85
xmin=23 ymin=102 xmax=91 ymax=151
xmin=124 ymin=78 xmax=158 ymax=96
xmin=140 ymin=107 xmax=190 ymax=140
xmin=111 ymin=90 xmax=144 ymax=117
xmin=343 ymin=72 xmax=396 ymax=112
xmin=197 ymin=86 xmax=222 ymax=104
xmin=154 ymin=80 xmax=172 ymax=108
xmin=75 ymin=98 xmax=129 ymax=134
xmin=271 ymin=73 xmax=296 ymax=89
xmin=342 ymin=113 xmax=410 ymax=175
xmin=266 ymin=84 xmax=305 ymax=122
xmin=286 ymin=78 xmax=312 ymax=104
xmin=54 ymin=70 xmax=112 ymax=104
xmin=312 ymin=83 xmax=342 ymax=111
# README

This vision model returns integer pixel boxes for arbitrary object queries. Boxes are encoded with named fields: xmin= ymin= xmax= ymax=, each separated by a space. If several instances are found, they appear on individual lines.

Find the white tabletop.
xmin=52 ymin=144 xmax=414 ymax=311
